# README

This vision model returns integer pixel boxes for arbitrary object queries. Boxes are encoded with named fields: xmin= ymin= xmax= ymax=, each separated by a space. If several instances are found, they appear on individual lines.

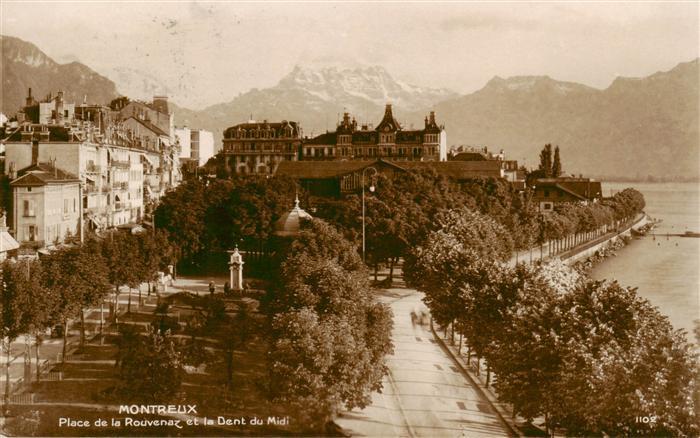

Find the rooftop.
xmin=275 ymin=159 xmax=504 ymax=180
xmin=274 ymin=196 xmax=313 ymax=237
xmin=10 ymin=162 xmax=81 ymax=186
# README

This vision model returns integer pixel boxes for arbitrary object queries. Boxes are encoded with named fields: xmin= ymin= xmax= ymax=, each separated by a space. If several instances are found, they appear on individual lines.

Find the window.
xmin=28 ymin=225 xmax=36 ymax=242
xmin=23 ymin=200 xmax=35 ymax=217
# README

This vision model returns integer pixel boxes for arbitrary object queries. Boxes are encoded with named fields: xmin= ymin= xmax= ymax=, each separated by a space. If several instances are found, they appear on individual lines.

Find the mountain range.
xmin=425 ymin=60 xmax=699 ymax=179
xmin=1 ymin=34 xmax=697 ymax=179
xmin=1 ymin=35 xmax=118 ymax=114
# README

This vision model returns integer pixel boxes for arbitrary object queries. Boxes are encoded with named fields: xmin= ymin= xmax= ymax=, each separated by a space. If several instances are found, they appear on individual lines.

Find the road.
xmin=336 ymin=283 xmax=512 ymax=437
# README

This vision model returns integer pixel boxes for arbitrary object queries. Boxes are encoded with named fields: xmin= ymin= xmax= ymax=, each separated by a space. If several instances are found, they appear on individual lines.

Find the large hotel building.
xmin=221 ymin=104 xmax=447 ymax=174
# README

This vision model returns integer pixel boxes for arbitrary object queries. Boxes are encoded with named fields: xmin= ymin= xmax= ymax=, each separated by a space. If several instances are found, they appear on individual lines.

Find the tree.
xmin=74 ymin=240 xmax=111 ymax=345
xmin=114 ymin=325 xmax=183 ymax=402
xmin=154 ymin=176 xmax=299 ymax=272
xmin=1 ymin=259 xmax=45 ymax=411
xmin=154 ymin=180 xmax=208 ymax=264
xmin=267 ymin=220 xmax=393 ymax=432
xmin=101 ymin=232 xmax=141 ymax=320
xmin=20 ymin=262 xmax=55 ymax=383
xmin=217 ymin=303 xmax=260 ymax=387
xmin=538 ymin=144 xmax=554 ymax=178
xmin=268 ymin=308 xmax=343 ymax=429
xmin=552 ymin=281 xmax=699 ymax=436
xmin=487 ymin=265 xmax=564 ymax=431
xmin=552 ymin=146 xmax=562 ymax=177
xmin=42 ymin=244 xmax=111 ymax=362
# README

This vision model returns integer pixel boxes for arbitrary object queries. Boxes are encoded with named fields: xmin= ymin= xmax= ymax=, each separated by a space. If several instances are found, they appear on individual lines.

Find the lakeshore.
xmin=591 ymin=182 xmax=700 ymax=338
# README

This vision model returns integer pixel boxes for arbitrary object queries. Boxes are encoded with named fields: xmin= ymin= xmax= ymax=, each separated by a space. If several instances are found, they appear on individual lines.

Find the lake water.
xmin=590 ymin=182 xmax=699 ymax=341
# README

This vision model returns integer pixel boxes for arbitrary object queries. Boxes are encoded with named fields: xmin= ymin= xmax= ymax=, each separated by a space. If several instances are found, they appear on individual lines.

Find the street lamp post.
xmin=361 ymin=167 xmax=378 ymax=264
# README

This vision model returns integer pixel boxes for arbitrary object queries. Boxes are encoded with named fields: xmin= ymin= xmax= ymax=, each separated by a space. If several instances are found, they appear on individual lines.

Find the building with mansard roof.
xmin=302 ymin=104 xmax=447 ymax=162
xmin=221 ymin=120 xmax=302 ymax=175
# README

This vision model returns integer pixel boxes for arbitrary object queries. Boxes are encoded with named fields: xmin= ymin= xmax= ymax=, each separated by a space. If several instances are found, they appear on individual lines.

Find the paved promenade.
xmin=336 ymin=282 xmax=512 ymax=437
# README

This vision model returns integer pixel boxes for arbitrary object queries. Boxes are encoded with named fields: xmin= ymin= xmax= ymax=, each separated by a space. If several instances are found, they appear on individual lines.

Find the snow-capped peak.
xmin=277 ymin=64 xmax=455 ymax=111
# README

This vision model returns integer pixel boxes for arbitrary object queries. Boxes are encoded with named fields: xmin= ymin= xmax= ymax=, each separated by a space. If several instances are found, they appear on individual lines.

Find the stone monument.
xmin=228 ymin=246 xmax=245 ymax=292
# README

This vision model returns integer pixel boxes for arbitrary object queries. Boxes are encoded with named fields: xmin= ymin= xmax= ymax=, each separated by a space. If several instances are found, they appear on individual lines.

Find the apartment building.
xmin=1 ymin=90 xmax=181 ymax=249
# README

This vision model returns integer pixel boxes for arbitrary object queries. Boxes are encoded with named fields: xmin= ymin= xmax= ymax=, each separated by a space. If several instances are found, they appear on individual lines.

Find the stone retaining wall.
xmin=562 ymin=214 xmax=648 ymax=265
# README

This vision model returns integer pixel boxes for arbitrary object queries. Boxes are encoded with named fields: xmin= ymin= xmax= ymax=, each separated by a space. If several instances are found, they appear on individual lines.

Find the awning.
xmin=0 ymin=231 xmax=20 ymax=252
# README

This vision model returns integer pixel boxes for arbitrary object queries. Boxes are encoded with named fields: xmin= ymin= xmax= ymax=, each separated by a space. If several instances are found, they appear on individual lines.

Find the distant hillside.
xmin=170 ymin=65 xmax=457 ymax=143
xmin=427 ymin=59 xmax=699 ymax=179
xmin=1 ymin=35 xmax=119 ymax=115
xmin=2 ymin=35 xmax=696 ymax=179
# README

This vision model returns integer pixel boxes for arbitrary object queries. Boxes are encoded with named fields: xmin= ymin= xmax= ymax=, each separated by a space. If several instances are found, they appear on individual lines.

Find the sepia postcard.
xmin=0 ymin=1 xmax=698 ymax=437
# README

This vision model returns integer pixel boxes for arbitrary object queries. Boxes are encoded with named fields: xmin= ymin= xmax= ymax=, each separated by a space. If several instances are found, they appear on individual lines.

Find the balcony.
xmin=112 ymin=181 xmax=129 ymax=190
xmin=110 ymin=159 xmax=130 ymax=169
xmin=20 ymin=240 xmax=45 ymax=250
xmin=84 ymin=184 xmax=99 ymax=194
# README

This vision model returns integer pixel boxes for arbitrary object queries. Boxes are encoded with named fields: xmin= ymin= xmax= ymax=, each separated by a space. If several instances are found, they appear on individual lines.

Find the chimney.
xmin=429 ymin=111 xmax=436 ymax=125
xmin=21 ymin=125 xmax=33 ymax=142
xmin=25 ymin=88 xmax=34 ymax=106
xmin=152 ymin=96 xmax=169 ymax=114
xmin=31 ymin=140 xmax=39 ymax=165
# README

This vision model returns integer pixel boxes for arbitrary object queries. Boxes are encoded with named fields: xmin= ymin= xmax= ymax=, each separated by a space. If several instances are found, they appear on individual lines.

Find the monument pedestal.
xmin=228 ymin=247 xmax=245 ymax=294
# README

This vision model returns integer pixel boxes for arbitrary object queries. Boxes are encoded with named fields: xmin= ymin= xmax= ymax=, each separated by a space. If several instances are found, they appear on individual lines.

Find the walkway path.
xmin=336 ymin=282 xmax=513 ymax=437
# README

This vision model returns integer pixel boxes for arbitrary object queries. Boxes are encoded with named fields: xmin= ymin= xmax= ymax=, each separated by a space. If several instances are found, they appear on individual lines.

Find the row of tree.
xmin=0 ymin=230 xmax=176 ymax=408
xmin=265 ymin=220 xmax=394 ymax=431
xmin=112 ymin=290 xmax=253 ymax=403
xmin=537 ymin=188 xmax=646 ymax=246
xmin=406 ymin=208 xmax=698 ymax=436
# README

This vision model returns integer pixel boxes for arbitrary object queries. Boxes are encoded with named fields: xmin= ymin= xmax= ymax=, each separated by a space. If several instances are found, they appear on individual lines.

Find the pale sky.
xmin=1 ymin=1 xmax=698 ymax=109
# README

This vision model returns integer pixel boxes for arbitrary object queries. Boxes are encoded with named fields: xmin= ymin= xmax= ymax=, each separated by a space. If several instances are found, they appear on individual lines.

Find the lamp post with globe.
xmin=361 ymin=167 xmax=378 ymax=264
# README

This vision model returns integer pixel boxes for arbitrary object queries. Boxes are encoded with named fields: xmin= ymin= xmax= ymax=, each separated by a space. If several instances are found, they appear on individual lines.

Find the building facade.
xmin=221 ymin=120 xmax=302 ymax=174
xmin=302 ymin=105 xmax=447 ymax=162
xmin=448 ymin=145 xmax=523 ymax=183
xmin=1 ymin=90 xmax=182 ymax=249
xmin=533 ymin=177 xmax=603 ymax=211
xmin=10 ymin=163 xmax=81 ymax=248
xmin=175 ymin=127 xmax=215 ymax=167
